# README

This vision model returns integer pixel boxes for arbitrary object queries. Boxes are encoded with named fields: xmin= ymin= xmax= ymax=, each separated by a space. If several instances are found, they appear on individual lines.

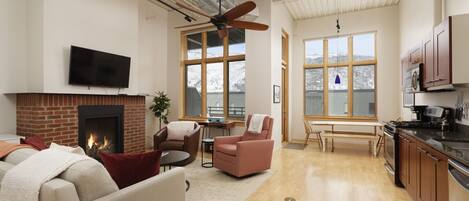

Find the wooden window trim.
xmin=303 ymin=31 xmax=378 ymax=120
xmin=180 ymin=27 xmax=246 ymax=122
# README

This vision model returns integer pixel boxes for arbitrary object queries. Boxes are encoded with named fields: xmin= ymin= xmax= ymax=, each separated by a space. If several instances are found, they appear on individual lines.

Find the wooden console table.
xmin=197 ymin=121 xmax=235 ymax=137
xmin=309 ymin=121 xmax=383 ymax=156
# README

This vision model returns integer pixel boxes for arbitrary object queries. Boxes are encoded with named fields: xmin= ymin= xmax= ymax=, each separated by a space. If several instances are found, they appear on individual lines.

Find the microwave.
xmin=403 ymin=63 xmax=423 ymax=93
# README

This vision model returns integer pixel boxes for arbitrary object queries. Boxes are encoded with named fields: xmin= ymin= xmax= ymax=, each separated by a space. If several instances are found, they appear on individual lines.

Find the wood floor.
xmin=246 ymin=141 xmax=412 ymax=201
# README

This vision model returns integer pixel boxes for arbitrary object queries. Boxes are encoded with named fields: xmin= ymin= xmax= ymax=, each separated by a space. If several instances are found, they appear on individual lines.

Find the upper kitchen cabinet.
xmin=423 ymin=14 xmax=469 ymax=90
xmin=423 ymin=32 xmax=434 ymax=89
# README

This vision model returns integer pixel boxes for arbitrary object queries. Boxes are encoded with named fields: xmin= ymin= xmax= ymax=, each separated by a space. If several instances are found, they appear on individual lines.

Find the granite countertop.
xmin=398 ymin=126 xmax=469 ymax=167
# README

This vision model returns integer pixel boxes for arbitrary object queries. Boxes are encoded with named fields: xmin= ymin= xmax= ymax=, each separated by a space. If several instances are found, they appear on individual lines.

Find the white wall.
xmin=138 ymin=0 xmax=169 ymax=147
xmin=399 ymin=0 xmax=469 ymax=125
xmin=270 ymin=3 xmax=294 ymax=144
xmin=0 ymin=0 xmax=28 ymax=133
xmin=42 ymin=0 xmax=139 ymax=95
xmin=291 ymin=6 xmax=400 ymax=140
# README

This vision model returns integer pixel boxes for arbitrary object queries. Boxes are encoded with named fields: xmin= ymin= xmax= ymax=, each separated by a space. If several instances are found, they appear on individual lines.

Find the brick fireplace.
xmin=16 ymin=93 xmax=145 ymax=153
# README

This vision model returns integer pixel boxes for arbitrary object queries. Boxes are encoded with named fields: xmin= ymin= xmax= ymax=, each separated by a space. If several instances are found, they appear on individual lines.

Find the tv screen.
xmin=69 ymin=46 xmax=131 ymax=88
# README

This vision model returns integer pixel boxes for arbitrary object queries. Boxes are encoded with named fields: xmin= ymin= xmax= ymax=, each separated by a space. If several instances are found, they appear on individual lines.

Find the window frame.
xmin=303 ymin=31 xmax=378 ymax=121
xmin=180 ymin=27 xmax=246 ymax=121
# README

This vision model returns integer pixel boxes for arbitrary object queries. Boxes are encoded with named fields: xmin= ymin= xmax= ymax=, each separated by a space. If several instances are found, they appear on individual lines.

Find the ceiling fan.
xmin=174 ymin=0 xmax=269 ymax=38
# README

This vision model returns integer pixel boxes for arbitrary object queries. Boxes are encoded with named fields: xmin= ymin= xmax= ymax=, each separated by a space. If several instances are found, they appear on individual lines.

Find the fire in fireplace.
xmin=78 ymin=106 xmax=124 ymax=160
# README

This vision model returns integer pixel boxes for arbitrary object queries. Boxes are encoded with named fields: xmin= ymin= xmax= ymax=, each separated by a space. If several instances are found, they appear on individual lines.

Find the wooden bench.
xmin=321 ymin=131 xmax=380 ymax=156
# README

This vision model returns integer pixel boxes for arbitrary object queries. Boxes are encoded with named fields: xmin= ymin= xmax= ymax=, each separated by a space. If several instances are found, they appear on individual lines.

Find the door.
xmin=281 ymin=31 xmax=289 ymax=142
xmin=399 ymin=136 xmax=409 ymax=187
xmin=423 ymin=32 xmax=434 ymax=88
xmin=433 ymin=17 xmax=452 ymax=86
xmin=417 ymin=146 xmax=438 ymax=201
xmin=408 ymin=140 xmax=418 ymax=201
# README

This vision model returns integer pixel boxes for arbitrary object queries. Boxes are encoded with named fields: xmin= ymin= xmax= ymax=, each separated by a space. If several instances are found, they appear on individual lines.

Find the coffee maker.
xmin=410 ymin=105 xmax=427 ymax=121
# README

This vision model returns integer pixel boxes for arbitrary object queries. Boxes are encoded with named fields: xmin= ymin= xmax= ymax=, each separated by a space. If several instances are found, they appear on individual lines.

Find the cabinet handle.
xmin=430 ymin=78 xmax=445 ymax=83
xmin=426 ymin=153 xmax=440 ymax=162
xmin=417 ymin=147 xmax=426 ymax=153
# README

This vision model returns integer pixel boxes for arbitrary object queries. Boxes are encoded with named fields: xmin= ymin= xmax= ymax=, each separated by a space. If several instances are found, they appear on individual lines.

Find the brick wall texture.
xmin=17 ymin=93 xmax=146 ymax=153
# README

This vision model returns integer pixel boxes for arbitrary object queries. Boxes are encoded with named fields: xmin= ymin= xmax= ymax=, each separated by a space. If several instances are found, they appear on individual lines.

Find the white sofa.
xmin=0 ymin=148 xmax=186 ymax=201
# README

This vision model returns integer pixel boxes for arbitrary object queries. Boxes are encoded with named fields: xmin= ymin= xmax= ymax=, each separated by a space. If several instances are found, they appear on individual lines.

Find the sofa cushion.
xmin=50 ymin=143 xmax=86 ymax=155
xmin=60 ymin=159 xmax=118 ymax=201
xmin=20 ymin=135 xmax=48 ymax=150
xmin=159 ymin=140 xmax=184 ymax=151
xmin=3 ymin=148 xmax=38 ymax=165
xmin=167 ymin=121 xmax=197 ymax=141
xmin=0 ymin=161 xmax=14 ymax=183
xmin=216 ymin=144 xmax=237 ymax=156
xmin=99 ymin=151 xmax=162 ymax=189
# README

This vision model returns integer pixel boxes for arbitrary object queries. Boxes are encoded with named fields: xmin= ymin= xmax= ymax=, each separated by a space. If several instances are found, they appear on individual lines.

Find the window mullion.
xmin=323 ymin=39 xmax=328 ymax=116
xmin=348 ymin=36 xmax=353 ymax=117
xmin=201 ymin=32 xmax=207 ymax=118
xmin=223 ymin=34 xmax=229 ymax=119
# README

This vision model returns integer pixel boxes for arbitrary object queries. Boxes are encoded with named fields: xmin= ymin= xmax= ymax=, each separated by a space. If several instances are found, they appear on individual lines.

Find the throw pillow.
xmin=167 ymin=121 xmax=197 ymax=141
xmin=20 ymin=135 xmax=48 ymax=150
xmin=49 ymin=143 xmax=86 ymax=155
xmin=99 ymin=150 xmax=162 ymax=189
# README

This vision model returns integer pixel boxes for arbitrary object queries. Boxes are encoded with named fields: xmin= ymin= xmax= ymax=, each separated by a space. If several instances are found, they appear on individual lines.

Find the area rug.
xmin=283 ymin=143 xmax=306 ymax=150
xmin=184 ymin=159 xmax=273 ymax=201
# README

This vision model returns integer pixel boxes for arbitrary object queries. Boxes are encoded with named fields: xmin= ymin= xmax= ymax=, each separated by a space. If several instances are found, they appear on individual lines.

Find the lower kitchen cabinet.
xmin=398 ymin=133 xmax=448 ymax=201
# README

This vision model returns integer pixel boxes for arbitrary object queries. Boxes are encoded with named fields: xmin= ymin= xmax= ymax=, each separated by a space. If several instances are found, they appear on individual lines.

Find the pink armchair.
xmin=213 ymin=115 xmax=274 ymax=177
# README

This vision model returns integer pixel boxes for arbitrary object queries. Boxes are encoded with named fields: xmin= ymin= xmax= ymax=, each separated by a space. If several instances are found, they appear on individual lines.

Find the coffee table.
xmin=160 ymin=150 xmax=191 ymax=191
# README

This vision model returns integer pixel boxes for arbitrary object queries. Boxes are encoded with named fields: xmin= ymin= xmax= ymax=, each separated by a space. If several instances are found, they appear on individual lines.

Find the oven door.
xmin=384 ymin=131 xmax=396 ymax=172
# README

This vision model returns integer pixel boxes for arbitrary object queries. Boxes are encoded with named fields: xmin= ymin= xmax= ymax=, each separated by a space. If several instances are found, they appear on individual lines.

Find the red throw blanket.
xmin=0 ymin=140 xmax=32 ymax=159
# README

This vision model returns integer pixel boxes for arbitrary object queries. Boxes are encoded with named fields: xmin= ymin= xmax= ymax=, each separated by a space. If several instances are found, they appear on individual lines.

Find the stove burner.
xmin=389 ymin=121 xmax=442 ymax=129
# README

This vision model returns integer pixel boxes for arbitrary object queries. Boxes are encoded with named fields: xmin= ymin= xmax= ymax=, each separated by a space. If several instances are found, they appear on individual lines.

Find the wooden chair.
xmin=304 ymin=120 xmax=322 ymax=150
xmin=375 ymin=126 xmax=384 ymax=155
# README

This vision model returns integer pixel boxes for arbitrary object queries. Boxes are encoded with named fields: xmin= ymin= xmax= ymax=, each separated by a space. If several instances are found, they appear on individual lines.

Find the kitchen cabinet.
xmin=398 ymin=133 xmax=448 ymax=201
xmin=417 ymin=146 xmax=438 ymax=201
xmin=433 ymin=18 xmax=451 ymax=87
xmin=408 ymin=140 xmax=418 ymax=201
xmin=405 ymin=14 xmax=469 ymax=91
xmin=422 ymin=32 xmax=434 ymax=89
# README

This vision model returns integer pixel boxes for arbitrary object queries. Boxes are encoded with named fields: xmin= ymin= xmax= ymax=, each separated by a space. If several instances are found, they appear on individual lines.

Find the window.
xmin=304 ymin=32 xmax=377 ymax=119
xmin=182 ymin=28 xmax=246 ymax=119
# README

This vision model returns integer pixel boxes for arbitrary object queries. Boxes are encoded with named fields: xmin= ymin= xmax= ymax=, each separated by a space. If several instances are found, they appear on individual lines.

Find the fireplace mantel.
xmin=16 ymin=93 xmax=145 ymax=153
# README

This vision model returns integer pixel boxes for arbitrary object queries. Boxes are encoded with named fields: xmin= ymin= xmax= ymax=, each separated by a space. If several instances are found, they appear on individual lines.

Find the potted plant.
xmin=149 ymin=91 xmax=171 ymax=130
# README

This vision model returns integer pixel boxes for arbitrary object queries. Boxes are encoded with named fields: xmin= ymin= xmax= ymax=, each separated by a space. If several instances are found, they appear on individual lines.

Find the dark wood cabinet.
xmin=433 ymin=18 xmax=452 ymax=86
xmin=398 ymin=133 xmax=449 ymax=201
xmin=423 ymin=32 xmax=434 ymax=89
xmin=408 ymin=140 xmax=418 ymax=201
xmin=417 ymin=146 xmax=438 ymax=201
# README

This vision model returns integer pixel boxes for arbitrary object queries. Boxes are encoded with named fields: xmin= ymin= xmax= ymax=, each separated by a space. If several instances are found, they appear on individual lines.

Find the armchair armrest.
xmin=183 ymin=125 xmax=200 ymax=156
xmin=214 ymin=136 xmax=242 ymax=147
xmin=153 ymin=127 xmax=168 ymax=150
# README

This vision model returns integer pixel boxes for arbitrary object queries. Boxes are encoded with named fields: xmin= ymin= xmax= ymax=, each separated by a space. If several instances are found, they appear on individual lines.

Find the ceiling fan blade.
xmin=175 ymin=0 xmax=213 ymax=19
xmin=223 ymin=1 xmax=256 ymax=20
xmin=217 ymin=28 xmax=228 ymax=39
xmin=174 ymin=22 xmax=211 ymax=29
xmin=228 ymin=20 xmax=269 ymax=31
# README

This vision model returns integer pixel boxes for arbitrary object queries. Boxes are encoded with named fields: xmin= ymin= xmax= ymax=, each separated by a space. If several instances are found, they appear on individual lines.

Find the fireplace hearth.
xmin=78 ymin=105 xmax=124 ymax=159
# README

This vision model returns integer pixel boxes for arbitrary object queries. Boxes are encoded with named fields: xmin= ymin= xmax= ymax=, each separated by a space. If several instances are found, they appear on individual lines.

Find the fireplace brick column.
xmin=17 ymin=93 xmax=146 ymax=153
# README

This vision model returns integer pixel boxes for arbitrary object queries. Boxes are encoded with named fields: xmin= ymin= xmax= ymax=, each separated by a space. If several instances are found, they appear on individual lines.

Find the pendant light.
xmin=334 ymin=0 xmax=341 ymax=85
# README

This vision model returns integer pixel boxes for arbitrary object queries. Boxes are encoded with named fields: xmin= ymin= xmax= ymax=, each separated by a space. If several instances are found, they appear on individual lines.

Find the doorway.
xmin=281 ymin=30 xmax=289 ymax=142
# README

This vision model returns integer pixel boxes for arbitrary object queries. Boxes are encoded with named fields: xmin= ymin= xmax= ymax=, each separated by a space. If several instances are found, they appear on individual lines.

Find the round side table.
xmin=201 ymin=138 xmax=214 ymax=168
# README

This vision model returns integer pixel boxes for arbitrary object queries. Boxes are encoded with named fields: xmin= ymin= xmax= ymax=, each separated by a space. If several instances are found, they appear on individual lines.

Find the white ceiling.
xmin=279 ymin=0 xmax=400 ymax=20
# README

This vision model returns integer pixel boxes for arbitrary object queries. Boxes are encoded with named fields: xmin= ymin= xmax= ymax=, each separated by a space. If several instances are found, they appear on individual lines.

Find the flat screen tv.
xmin=69 ymin=46 xmax=131 ymax=88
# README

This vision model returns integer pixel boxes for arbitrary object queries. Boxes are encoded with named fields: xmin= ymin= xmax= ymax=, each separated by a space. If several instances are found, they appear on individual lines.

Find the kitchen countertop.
xmin=398 ymin=126 xmax=469 ymax=167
